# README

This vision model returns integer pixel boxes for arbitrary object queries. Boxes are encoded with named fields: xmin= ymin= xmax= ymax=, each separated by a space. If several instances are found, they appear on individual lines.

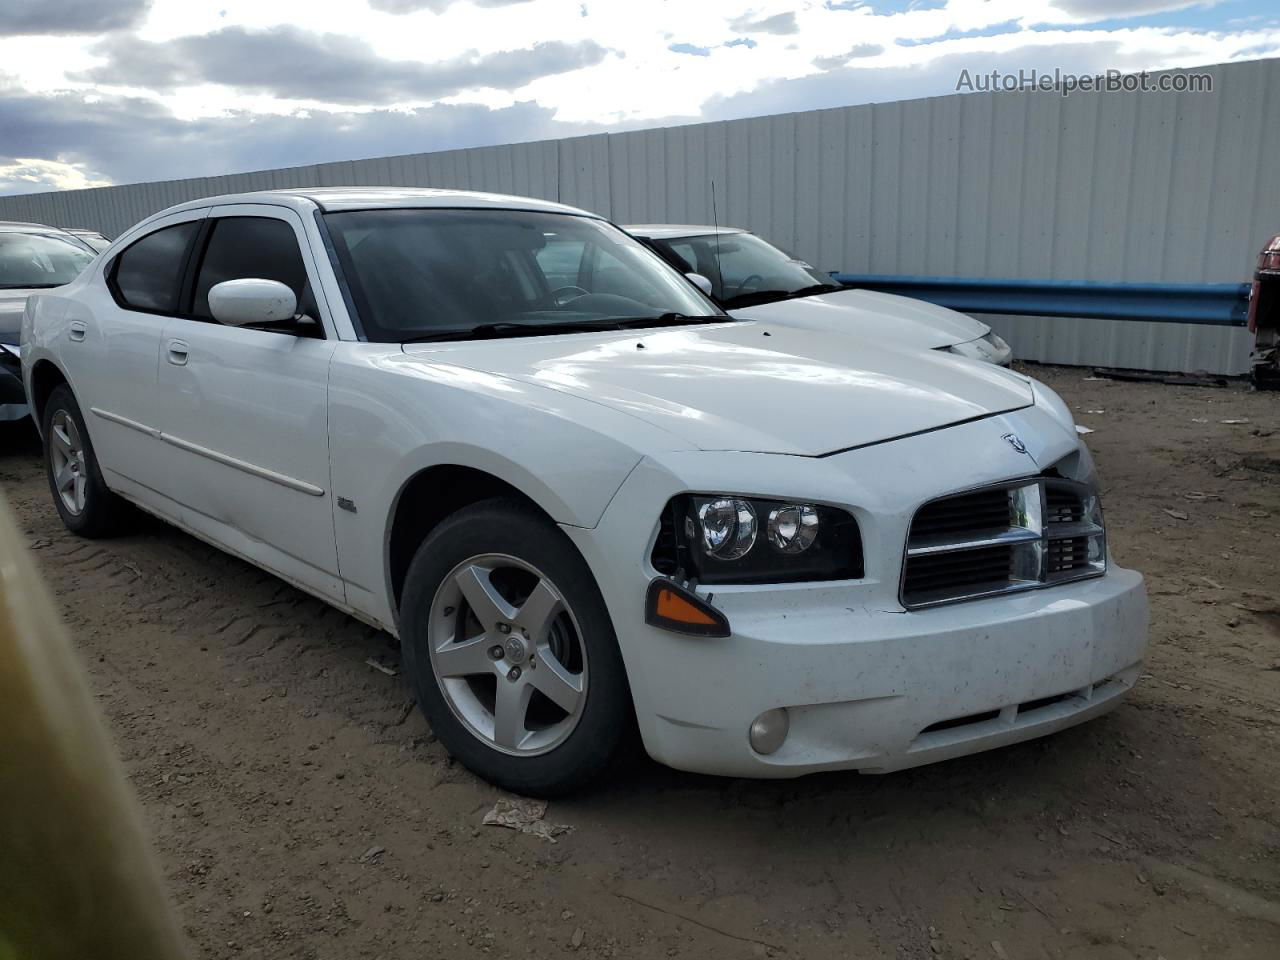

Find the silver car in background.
xmin=65 ymin=229 xmax=113 ymax=253
xmin=628 ymin=224 xmax=1012 ymax=366
xmin=0 ymin=222 xmax=97 ymax=421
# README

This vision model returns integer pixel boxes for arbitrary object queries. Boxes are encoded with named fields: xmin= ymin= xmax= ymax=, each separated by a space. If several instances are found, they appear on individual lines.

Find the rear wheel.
xmin=42 ymin=384 xmax=129 ymax=537
xmin=400 ymin=499 xmax=629 ymax=796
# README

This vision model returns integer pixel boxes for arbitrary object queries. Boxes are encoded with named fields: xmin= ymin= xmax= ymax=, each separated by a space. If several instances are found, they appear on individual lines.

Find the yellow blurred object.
xmin=0 ymin=491 xmax=188 ymax=960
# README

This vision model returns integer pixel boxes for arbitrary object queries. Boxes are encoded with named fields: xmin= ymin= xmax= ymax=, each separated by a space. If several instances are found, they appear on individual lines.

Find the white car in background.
xmin=627 ymin=224 xmax=1013 ymax=366
xmin=22 ymin=188 xmax=1144 ymax=796
xmin=0 ymin=221 xmax=97 ymax=421
xmin=65 ymin=229 xmax=113 ymax=253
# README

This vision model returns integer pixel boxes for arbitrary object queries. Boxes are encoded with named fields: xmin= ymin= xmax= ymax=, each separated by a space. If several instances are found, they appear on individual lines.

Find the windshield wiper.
xmin=720 ymin=283 xmax=841 ymax=309
xmin=402 ymin=314 xmax=730 ymax=343
xmin=605 ymin=313 xmax=730 ymax=328
xmin=788 ymin=283 xmax=844 ymax=298
xmin=402 ymin=320 xmax=629 ymax=343
xmin=0 ymin=282 xmax=62 ymax=290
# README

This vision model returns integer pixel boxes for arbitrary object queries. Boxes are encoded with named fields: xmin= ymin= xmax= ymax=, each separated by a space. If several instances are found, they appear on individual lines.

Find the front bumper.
xmin=0 ymin=344 xmax=29 ymax=422
xmin=627 ymin=567 xmax=1146 ymax=778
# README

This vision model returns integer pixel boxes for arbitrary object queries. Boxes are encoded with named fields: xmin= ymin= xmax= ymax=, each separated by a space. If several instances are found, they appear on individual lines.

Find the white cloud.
xmin=0 ymin=157 xmax=112 ymax=194
xmin=0 ymin=0 xmax=150 ymax=35
xmin=1048 ymin=0 xmax=1213 ymax=18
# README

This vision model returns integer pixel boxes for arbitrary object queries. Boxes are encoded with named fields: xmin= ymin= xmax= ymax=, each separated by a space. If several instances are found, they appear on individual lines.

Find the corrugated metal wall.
xmin=3 ymin=58 xmax=1276 ymax=373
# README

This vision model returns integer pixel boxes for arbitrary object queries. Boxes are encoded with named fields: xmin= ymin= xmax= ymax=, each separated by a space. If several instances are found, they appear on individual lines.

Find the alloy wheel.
xmin=427 ymin=553 xmax=588 ymax=756
xmin=49 ymin=409 xmax=88 ymax=516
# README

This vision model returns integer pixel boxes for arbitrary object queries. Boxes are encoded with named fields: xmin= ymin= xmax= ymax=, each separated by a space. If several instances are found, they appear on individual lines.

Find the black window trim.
xmin=313 ymin=209 xmax=363 ymax=341
xmin=176 ymin=218 xmax=215 ymax=317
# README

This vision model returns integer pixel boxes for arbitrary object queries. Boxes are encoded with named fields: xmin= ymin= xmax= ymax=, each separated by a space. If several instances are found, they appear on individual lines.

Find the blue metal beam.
xmin=830 ymin=274 xmax=1251 ymax=327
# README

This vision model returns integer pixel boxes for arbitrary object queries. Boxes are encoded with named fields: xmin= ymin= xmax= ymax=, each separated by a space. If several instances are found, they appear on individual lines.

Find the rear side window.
xmin=192 ymin=217 xmax=308 ymax=319
xmin=112 ymin=221 xmax=199 ymax=313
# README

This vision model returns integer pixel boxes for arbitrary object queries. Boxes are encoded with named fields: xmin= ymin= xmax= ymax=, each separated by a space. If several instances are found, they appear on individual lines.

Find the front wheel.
xmin=400 ymin=499 xmax=630 ymax=796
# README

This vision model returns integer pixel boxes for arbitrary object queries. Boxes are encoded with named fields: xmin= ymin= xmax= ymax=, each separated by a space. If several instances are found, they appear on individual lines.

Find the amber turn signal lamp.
xmin=644 ymin=578 xmax=731 ymax=637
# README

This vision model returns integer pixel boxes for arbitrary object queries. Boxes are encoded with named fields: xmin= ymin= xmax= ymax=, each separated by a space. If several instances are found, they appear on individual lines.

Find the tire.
xmin=41 ymin=384 xmax=130 ymax=538
xmin=400 ymin=498 xmax=630 ymax=797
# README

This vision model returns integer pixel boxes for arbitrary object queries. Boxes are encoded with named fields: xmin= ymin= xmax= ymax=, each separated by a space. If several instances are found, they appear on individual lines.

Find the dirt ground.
xmin=1 ymin=364 xmax=1278 ymax=960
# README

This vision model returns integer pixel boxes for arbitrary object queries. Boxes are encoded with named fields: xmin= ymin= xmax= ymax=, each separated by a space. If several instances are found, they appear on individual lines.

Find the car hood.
xmin=733 ymin=287 xmax=989 ymax=349
xmin=403 ymin=321 xmax=1033 ymax=456
xmin=0 ymin=290 xmax=31 ymax=345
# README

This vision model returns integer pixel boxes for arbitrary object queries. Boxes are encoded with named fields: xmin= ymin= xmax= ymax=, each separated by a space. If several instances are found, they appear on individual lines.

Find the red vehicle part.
xmin=1250 ymin=234 xmax=1280 ymax=389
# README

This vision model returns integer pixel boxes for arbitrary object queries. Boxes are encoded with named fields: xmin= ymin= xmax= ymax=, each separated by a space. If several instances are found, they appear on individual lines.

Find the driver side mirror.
xmin=685 ymin=273 xmax=714 ymax=297
xmin=208 ymin=279 xmax=297 ymax=327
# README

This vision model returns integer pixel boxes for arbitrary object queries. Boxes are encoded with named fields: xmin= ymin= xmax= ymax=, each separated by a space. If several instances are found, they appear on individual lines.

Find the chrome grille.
xmin=901 ymin=477 xmax=1105 ymax=609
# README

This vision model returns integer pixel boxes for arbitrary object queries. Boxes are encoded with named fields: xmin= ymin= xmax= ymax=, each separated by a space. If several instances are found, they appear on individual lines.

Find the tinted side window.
xmin=192 ymin=217 xmax=309 ymax=319
xmin=113 ymin=221 xmax=199 ymax=313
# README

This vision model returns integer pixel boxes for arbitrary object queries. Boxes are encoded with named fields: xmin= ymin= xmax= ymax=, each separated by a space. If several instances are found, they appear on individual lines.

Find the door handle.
xmin=69 ymin=321 xmax=86 ymax=342
xmin=166 ymin=339 xmax=189 ymax=366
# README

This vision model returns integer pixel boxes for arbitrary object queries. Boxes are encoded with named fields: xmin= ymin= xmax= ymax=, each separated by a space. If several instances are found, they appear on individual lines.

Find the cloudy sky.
xmin=0 ymin=0 xmax=1277 ymax=195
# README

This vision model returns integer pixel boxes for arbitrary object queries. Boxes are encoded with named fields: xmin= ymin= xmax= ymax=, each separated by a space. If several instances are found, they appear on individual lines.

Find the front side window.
xmin=0 ymin=232 xmax=95 ymax=290
xmin=324 ymin=209 xmax=724 ymax=342
xmin=113 ymin=221 xmax=199 ymax=313
xmin=652 ymin=233 xmax=837 ymax=306
xmin=192 ymin=217 xmax=311 ymax=319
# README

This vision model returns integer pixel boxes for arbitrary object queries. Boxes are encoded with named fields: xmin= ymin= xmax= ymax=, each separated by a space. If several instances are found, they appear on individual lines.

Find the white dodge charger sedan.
xmin=626 ymin=224 xmax=1013 ymax=366
xmin=22 ymin=188 xmax=1146 ymax=795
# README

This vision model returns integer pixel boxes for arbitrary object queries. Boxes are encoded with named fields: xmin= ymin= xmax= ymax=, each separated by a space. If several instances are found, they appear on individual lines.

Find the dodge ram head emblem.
xmin=1002 ymin=433 xmax=1028 ymax=454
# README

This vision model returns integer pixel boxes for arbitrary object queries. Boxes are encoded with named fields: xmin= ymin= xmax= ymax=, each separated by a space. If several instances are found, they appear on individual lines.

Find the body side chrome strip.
xmin=90 ymin=406 xmax=160 ymax=438
xmin=89 ymin=406 xmax=324 ymax=497
xmin=159 ymin=432 xmax=325 ymax=496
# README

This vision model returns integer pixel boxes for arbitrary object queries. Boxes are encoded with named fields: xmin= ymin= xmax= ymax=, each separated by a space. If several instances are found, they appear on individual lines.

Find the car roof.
xmin=623 ymin=224 xmax=747 ymax=240
xmin=146 ymin=187 xmax=598 ymax=222
xmin=0 ymin=220 xmax=70 ymax=234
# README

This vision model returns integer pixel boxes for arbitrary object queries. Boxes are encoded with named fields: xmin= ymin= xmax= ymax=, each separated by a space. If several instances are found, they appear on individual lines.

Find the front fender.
xmin=326 ymin=344 xmax=688 ymax=629
xmin=20 ymin=295 xmax=76 ymax=436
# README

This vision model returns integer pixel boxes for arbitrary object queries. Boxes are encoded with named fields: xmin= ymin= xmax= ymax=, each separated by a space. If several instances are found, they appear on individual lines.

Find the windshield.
xmin=0 ymin=232 xmax=96 ymax=289
xmin=323 ymin=209 xmax=726 ymax=342
xmin=650 ymin=232 xmax=837 ymax=305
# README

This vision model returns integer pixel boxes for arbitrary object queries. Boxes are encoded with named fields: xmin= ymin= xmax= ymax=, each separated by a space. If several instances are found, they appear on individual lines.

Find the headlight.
xmin=696 ymin=498 xmax=756 ymax=560
xmin=653 ymin=494 xmax=863 ymax=585
xmin=767 ymin=504 xmax=819 ymax=554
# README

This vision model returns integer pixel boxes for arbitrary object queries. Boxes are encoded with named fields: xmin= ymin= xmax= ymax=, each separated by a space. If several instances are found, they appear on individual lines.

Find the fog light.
xmin=748 ymin=707 xmax=789 ymax=755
